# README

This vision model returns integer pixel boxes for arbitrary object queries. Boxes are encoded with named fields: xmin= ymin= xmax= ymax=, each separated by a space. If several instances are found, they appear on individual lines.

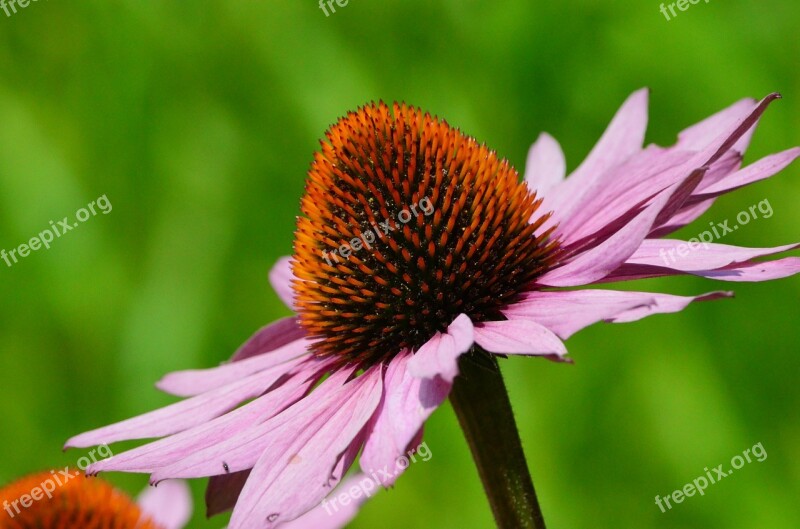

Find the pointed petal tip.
xmin=551 ymin=355 xmax=574 ymax=364
xmin=269 ymin=256 xmax=297 ymax=310
xmin=63 ymin=434 xmax=91 ymax=450
xmin=715 ymin=290 xmax=735 ymax=299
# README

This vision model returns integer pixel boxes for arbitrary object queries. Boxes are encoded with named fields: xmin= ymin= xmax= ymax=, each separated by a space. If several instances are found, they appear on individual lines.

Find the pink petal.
xmin=523 ymin=132 xmax=566 ymax=196
xmin=649 ymin=197 xmax=715 ymax=238
xmin=693 ymin=257 xmax=800 ymax=282
xmin=644 ymin=95 xmax=780 ymax=221
xmin=609 ymin=291 xmax=733 ymax=322
xmin=270 ymin=256 xmax=296 ymax=310
xmin=545 ymin=89 xmax=649 ymax=222
xmin=505 ymin=289 xmax=732 ymax=339
xmin=87 ymin=365 xmax=318 ymax=474
xmin=503 ymin=289 xmax=660 ymax=339
xmin=66 ymin=360 xmax=306 ymax=449
xmin=694 ymin=147 xmax=800 ymax=199
xmin=688 ymin=149 xmax=743 ymax=191
xmin=473 ymin=319 xmax=567 ymax=357
xmin=626 ymin=239 xmax=800 ymax=272
xmin=692 ymin=93 xmax=781 ymax=168
xmin=604 ymin=255 xmax=800 ymax=284
xmin=137 ymin=480 xmax=193 ymax=529
xmin=149 ymin=367 xmax=357 ymax=480
xmin=558 ymin=147 xmax=692 ymax=242
xmin=539 ymin=188 xmax=673 ymax=287
xmin=677 ymin=97 xmax=758 ymax=152
xmin=227 ymin=368 xmax=384 ymax=529
xmin=232 ymin=316 xmax=306 ymax=362
xmin=157 ymin=335 xmax=310 ymax=397
xmin=277 ymin=474 xmax=378 ymax=529
xmin=360 ymin=353 xmax=449 ymax=486
xmin=407 ymin=314 xmax=474 ymax=383
xmin=555 ymin=94 xmax=780 ymax=245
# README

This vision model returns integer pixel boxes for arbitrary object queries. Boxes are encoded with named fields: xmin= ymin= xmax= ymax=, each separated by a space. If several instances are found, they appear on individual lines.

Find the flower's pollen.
xmin=293 ymin=102 xmax=559 ymax=366
xmin=0 ymin=472 xmax=164 ymax=529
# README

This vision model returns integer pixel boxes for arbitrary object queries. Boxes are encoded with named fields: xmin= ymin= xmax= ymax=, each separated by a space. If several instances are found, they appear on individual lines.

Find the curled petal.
xmin=473 ymin=319 xmax=567 ymax=357
xmin=407 ymin=314 xmax=474 ymax=383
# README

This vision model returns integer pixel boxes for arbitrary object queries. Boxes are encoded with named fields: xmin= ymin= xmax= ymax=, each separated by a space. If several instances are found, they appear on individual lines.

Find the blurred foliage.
xmin=0 ymin=1 xmax=798 ymax=528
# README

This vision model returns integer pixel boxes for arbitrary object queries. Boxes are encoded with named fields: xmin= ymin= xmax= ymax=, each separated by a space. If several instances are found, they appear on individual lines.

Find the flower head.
xmin=295 ymin=102 xmax=559 ymax=366
xmin=67 ymin=90 xmax=799 ymax=529
xmin=0 ymin=472 xmax=191 ymax=529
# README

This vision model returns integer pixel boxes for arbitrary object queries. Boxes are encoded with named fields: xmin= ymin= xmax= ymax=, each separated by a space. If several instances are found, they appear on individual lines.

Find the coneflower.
xmin=0 ymin=472 xmax=191 ymax=529
xmin=67 ymin=90 xmax=799 ymax=529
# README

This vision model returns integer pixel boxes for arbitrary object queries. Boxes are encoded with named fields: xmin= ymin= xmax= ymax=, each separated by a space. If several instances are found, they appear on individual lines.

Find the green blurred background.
xmin=1 ymin=1 xmax=798 ymax=528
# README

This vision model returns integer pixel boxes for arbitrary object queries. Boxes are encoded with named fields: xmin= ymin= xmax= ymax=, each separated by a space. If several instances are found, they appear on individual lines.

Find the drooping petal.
xmin=473 ymin=319 xmax=567 ymax=357
xmin=505 ymin=289 xmax=732 ymax=340
xmin=149 ymin=367 xmax=357 ymax=480
xmin=604 ymin=252 xmax=800 ymax=284
xmin=270 ymin=256 xmax=296 ymax=310
xmin=523 ymin=132 xmax=566 ymax=196
xmin=137 ymin=480 xmax=193 ymax=529
xmin=626 ymin=239 xmax=800 ymax=272
xmin=503 ymin=289 xmax=655 ymax=339
xmin=360 ymin=353 xmax=449 ymax=486
xmin=87 ymin=363 xmax=319 ymax=474
xmin=693 ymin=147 xmax=800 ymax=199
xmin=407 ymin=314 xmax=474 ymax=383
xmin=693 ymin=257 xmax=800 ymax=282
xmin=157 ymin=335 xmax=310 ymax=397
xmin=66 ymin=359 xmax=308 ymax=449
xmin=227 ymin=368 xmax=383 ymax=529
xmin=608 ymin=291 xmax=733 ymax=322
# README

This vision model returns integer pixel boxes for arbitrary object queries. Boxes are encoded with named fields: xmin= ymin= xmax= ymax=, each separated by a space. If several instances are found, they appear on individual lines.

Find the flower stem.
xmin=449 ymin=350 xmax=547 ymax=529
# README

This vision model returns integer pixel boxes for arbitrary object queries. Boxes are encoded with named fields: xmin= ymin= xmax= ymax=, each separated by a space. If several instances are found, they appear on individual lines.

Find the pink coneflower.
xmin=67 ymin=91 xmax=799 ymax=529
xmin=0 ymin=472 xmax=191 ymax=529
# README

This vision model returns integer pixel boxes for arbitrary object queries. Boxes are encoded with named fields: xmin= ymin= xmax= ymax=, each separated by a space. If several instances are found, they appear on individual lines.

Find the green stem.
xmin=449 ymin=350 xmax=547 ymax=529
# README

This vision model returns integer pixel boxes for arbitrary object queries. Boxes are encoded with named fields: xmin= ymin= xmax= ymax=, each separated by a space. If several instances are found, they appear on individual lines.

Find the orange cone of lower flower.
xmin=0 ymin=472 xmax=163 ymax=529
